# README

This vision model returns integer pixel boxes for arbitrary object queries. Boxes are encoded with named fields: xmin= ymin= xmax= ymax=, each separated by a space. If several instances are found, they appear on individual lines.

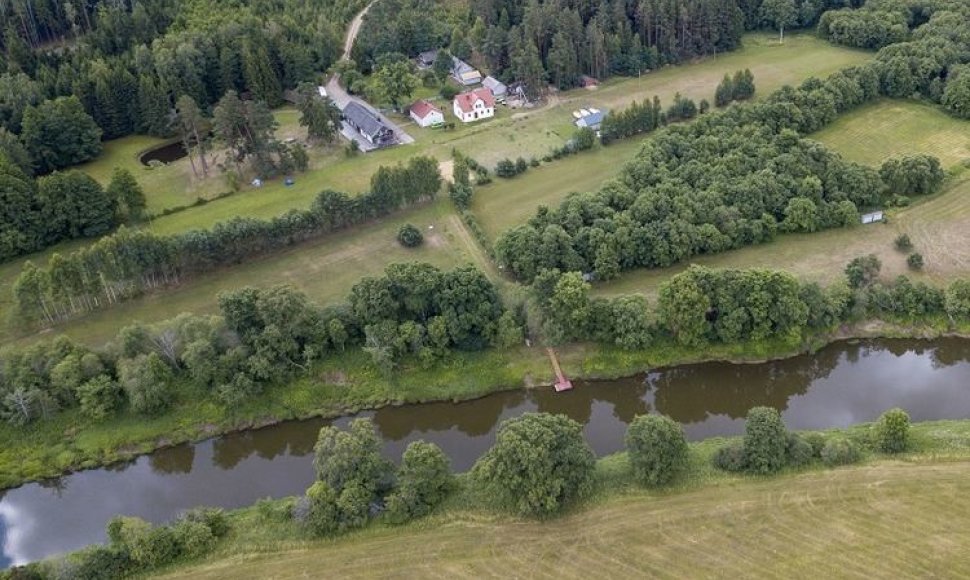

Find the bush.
xmin=821 ymin=438 xmax=861 ymax=466
xmin=495 ymin=158 xmax=517 ymax=178
xmin=625 ymin=414 xmax=689 ymax=486
xmin=65 ymin=544 xmax=132 ymax=580
xmin=298 ymin=481 xmax=340 ymax=536
xmin=440 ymin=85 xmax=459 ymax=100
xmin=386 ymin=441 xmax=453 ymax=523
xmin=397 ymin=223 xmax=424 ymax=247
xmin=178 ymin=507 xmax=229 ymax=538
xmin=874 ymin=408 xmax=910 ymax=453
xmin=76 ymin=375 xmax=123 ymax=421
xmin=894 ymin=234 xmax=913 ymax=251
xmin=804 ymin=433 xmax=826 ymax=457
xmin=907 ymin=252 xmax=924 ymax=271
xmin=845 ymin=254 xmax=882 ymax=288
xmin=170 ymin=520 xmax=215 ymax=558
xmin=785 ymin=433 xmax=814 ymax=467
xmin=711 ymin=443 xmax=746 ymax=472
xmin=472 ymin=412 xmax=595 ymax=516
xmin=742 ymin=406 xmax=788 ymax=475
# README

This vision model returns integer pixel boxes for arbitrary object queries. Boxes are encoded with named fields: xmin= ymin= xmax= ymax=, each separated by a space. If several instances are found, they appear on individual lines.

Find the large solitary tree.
xmin=373 ymin=61 xmax=418 ymax=110
xmin=296 ymin=83 xmax=341 ymax=144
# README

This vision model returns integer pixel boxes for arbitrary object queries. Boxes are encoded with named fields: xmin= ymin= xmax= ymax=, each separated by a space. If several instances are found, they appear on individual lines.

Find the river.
xmin=2 ymin=338 xmax=970 ymax=566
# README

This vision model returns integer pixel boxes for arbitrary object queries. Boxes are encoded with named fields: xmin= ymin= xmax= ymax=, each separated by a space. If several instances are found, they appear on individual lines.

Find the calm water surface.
xmin=2 ymin=338 xmax=970 ymax=565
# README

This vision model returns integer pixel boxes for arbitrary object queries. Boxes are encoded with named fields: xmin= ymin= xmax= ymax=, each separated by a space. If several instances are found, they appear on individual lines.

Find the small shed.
xmin=409 ymin=99 xmax=444 ymax=127
xmin=482 ymin=76 xmax=508 ymax=100
xmin=451 ymin=57 xmax=482 ymax=86
xmin=861 ymin=211 xmax=884 ymax=224
xmin=579 ymin=75 xmax=599 ymax=88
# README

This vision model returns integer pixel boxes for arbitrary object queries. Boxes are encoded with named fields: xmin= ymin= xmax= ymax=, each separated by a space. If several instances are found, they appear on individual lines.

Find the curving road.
xmin=326 ymin=1 xmax=414 ymax=147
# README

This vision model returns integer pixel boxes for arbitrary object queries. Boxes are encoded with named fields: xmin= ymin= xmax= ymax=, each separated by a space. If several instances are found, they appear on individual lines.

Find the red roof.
xmin=454 ymin=88 xmax=495 ymax=114
xmin=410 ymin=99 xmax=441 ymax=119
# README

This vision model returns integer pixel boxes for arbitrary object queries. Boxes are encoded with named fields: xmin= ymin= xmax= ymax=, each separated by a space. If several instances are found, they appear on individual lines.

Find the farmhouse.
xmin=453 ymin=88 xmax=495 ymax=123
xmin=410 ymin=100 xmax=444 ymax=127
xmin=574 ymin=108 xmax=605 ymax=130
xmin=342 ymin=102 xmax=395 ymax=147
xmin=451 ymin=57 xmax=482 ymax=86
xmin=482 ymin=76 xmax=507 ymax=100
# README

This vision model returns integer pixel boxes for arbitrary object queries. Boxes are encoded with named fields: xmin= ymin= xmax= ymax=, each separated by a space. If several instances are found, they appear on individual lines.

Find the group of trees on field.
xmin=495 ymin=30 xmax=958 ymax=283
xmin=14 ymin=157 xmax=442 ymax=324
xmin=2 ymin=260 xmax=512 ymax=427
xmin=0 ymin=157 xmax=145 ymax=261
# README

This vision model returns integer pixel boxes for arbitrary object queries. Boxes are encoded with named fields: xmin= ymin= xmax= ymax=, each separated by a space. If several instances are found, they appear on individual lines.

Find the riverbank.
xmin=0 ymin=317 xmax=966 ymax=491
xmin=141 ymin=419 xmax=970 ymax=578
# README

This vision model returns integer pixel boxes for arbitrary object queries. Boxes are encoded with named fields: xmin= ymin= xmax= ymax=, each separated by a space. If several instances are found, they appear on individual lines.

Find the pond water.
xmin=2 ymin=338 xmax=970 ymax=566
xmin=139 ymin=141 xmax=188 ymax=165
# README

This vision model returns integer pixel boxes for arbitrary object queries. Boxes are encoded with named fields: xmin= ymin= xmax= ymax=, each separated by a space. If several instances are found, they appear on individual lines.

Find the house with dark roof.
xmin=417 ymin=49 xmax=439 ymax=68
xmin=342 ymin=102 xmax=394 ymax=147
xmin=451 ymin=57 xmax=482 ymax=86
xmin=453 ymin=88 xmax=495 ymax=123
xmin=409 ymin=99 xmax=444 ymax=127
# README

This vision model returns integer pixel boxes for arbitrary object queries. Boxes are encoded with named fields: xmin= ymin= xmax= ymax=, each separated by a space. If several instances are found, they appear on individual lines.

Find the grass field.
xmin=0 ymin=33 xmax=872 ymax=349
xmin=812 ymin=99 xmax=970 ymax=167
xmin=156 ymin=418 xmax=970 ymax=580
xmin=2 ymin=199 xmax=479 ymax=348
xmin=596 ymin=101 xmax=970 ymax=299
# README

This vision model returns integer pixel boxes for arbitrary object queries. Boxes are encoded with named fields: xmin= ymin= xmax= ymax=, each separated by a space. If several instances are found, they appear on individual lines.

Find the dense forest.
xmin=354 ymin=0 xmax=861 ymax=96
xmin=495 ymin=0 xmax=970 ymax=282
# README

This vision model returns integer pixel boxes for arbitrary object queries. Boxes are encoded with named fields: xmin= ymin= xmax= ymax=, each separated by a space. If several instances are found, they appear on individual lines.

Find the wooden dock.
xmin=546 ymin=348 xmax=573 ymax=392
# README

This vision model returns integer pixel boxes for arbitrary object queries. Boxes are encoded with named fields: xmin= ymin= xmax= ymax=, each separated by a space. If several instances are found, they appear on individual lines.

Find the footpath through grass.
xmin=156 ymin=419 xmax=970 ymax=579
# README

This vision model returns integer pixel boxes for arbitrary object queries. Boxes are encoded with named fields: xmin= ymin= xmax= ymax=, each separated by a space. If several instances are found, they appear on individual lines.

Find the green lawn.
xmin=595 ymin=101 xmax=970 ymax=299
xmin=812 ymin=99 xmax=970 ymax=168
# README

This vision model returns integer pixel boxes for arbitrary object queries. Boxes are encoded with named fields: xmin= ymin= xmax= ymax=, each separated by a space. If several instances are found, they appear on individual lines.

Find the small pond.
xmin=139 ymin=141 xmax=188 ymax=166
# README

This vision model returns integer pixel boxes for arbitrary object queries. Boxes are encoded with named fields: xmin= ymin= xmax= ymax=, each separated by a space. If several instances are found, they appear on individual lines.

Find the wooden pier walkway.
xmin=546 ymin=348 xmax=573 ymax=392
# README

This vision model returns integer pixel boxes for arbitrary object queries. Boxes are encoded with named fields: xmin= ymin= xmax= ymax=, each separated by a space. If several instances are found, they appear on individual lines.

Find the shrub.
xmin=298 ymin=481 xmax=340 ymax=536
xmin=76 ymin=375 xmax=123 ymax=421
xmin=515 ymin=157 xmax=528 ymax=174
xmin=894 ymin=234 xmax=912 ymax=251
xmin=742 ymin=406 xmax=788 ymax=475
xmin=874 ymin=408 xmax=910 ymax=453
xmin=179 ymin=507 xmax=229 ymax=538
xmin=495 ymin=158 xmax=517 ymax=178
xmin=804 ymin=433 xmax=826 ymax=457
xmin=256 ymin=497 xmax=295 ymax=523
xmin=440 ymin=85 xmax=459 ymax=100
xmin=711 ymin=443 xmax=746 ymax=472
xmin=397 ymin=223 xmax=424 ymax=248
xmin=66 ymin=544 xmax=132 ymax=580
xmin=386 ymin=441 xmax=453 ymax=523
xmin=845 ymin=254 xmax=881 ymax=288
xmin=821 ymin=438 xmax=861 ymax=466
xmin=907 ymin=252 xmax=924 ymax=271
xmin=313 ymin=418 xmax=393 ymax=495
xmin=785 ymin=433 xmax=814 ymax=467
xmin=625 ymin=414 xmax=689 ymax=486
xmin=472 ymin=412 xmax=595 ymax=516
xmin=170 ymin=520 xmax=215 ymax=558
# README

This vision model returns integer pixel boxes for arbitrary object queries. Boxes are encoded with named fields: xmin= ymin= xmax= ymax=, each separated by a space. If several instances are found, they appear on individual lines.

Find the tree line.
xmin=1 ymin=260 xmax=513 ymax=427
xmin=13 ymin=156 xmax=442 ymax=325
xmin=527 ymin=261 xmax=970 ymax=354
xmin=494 ymin=3 xmax=965 ymax=284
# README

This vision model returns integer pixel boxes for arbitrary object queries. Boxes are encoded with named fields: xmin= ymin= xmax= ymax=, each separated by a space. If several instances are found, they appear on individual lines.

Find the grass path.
xmin=159 ymin=460 xmax=970 ymax=579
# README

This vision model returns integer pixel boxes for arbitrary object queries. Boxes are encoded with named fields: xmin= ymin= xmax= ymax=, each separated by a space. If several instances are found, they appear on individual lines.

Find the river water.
xmin=2 ymin=338 xmax=970 ymax=566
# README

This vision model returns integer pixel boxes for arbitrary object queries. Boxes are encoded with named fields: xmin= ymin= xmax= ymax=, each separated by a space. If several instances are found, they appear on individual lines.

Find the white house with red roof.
xmin=452 ymin=88 xmax=495 ymax=123
xmin=409 ymin=99 xmax=444 ymax=127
